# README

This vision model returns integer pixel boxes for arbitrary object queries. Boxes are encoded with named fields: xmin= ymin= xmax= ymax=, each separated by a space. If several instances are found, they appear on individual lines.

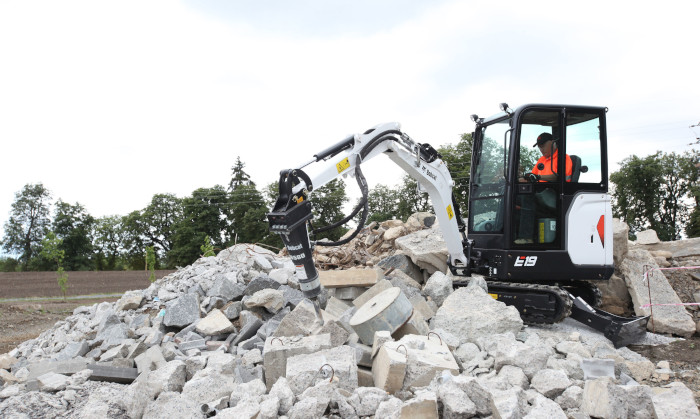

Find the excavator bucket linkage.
xmin=568 ymin=296 xmax=649 ymax=348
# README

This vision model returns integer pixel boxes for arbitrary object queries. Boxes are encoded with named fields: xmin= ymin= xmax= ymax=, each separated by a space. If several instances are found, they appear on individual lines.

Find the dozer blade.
xmin=568 ymin=296 xmax=650 ymax=348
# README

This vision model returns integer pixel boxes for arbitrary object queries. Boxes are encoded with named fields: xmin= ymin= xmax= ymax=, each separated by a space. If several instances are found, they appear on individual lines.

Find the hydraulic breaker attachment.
xmin=267 ymin=169 xmax=322 ymax=300
xmin=568 ymin=296 xmax=650 ymax=348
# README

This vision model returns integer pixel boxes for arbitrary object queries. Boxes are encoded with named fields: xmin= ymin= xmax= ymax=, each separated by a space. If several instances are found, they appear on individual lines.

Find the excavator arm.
xmin=267 ymin=122 xmax=472 ymax=303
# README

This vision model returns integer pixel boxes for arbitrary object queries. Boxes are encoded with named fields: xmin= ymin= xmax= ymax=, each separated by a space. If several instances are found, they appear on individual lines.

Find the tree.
xmin=309 ymin=179 xmax=349 ymax=241
xmin=438 ymin=133 xmax=473 ymax=211
xmin=684 ymin=156 xmax=700 ymax=237
xmin=229 ymin=156 xmax=254 ymax=191
xmin=611 ymin=151 xmax=697 ymax=240
xmin=230 ymin=183 xmax=268 ymax=244
xmin=145 ymin=245 xmax=156 ymax=282
xmin=120 ymin=211 xmax=147 ymax=270
xmin=169 ymin=185 xmax=233 ymax=266
xmin=92 ymin=215 xmax=126 ymax=270
xmin=395 ymin=176 xmax=433 ymax=221
xmin=52 ymin=200 xmax=94 ymax=271
xmin=0 ymin=257 xmax=20 ymax=272
xmin=200 ymin=235 xmax=215 ymax=257
xmin=140 ymin=193 xmax=183 ymax=256
xmin=364 ymin=184 xmax=399 ymax=223
xmin=1 ymin=183 xmax=52 ymax=269
xmin=40 ymin=232 xmax=68 ymax=301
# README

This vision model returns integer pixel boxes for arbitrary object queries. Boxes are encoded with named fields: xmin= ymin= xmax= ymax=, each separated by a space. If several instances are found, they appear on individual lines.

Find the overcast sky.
xmin=1 ymin=0 xmax=698 ymax=242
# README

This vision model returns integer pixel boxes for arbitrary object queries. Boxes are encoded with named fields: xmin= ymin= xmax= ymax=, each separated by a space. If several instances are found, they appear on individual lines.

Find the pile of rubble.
xmin=0 ymin=214 xmax=699 ymax=418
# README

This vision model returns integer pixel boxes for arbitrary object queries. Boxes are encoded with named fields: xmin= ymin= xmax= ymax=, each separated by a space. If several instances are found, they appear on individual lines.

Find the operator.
xmin=522 ymin=132 xmax=573 ymax=182
xmin=515 ymin=132 xmax=572 ymax=244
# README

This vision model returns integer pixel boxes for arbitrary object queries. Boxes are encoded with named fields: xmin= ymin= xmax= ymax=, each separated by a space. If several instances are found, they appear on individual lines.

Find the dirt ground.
xmin=0 ymin=298 xmax=119 ymax=355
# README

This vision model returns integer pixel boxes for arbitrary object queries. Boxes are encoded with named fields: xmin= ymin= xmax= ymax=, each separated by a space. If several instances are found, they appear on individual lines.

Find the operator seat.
xmin=570 ymin=155 xmax=582 ymax=182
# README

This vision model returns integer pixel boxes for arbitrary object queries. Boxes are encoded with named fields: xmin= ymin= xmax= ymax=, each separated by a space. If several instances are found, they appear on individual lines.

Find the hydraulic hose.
xmin=313 ymin=129 xmax=402 ymax=247
xmin=314 ymin=163 xmax=369 ymax=246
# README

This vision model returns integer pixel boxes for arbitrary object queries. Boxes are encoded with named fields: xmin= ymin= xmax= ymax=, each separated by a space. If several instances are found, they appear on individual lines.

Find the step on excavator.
xmin=267 ymin=103 xmax=649 ymax=348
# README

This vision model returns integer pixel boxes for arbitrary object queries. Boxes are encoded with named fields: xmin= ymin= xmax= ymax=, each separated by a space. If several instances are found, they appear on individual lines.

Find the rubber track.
xmin=485 ymin=281 xmax=573 ymax=324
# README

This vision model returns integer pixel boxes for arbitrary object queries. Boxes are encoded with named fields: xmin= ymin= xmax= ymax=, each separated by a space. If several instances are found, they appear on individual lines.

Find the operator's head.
xmin=533 ymin=132 xmax=556 ymax=157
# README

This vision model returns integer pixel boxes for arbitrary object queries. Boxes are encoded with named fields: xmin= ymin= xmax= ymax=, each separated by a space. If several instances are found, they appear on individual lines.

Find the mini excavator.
xmin=267 ymin=103 xmax=649 ymax=347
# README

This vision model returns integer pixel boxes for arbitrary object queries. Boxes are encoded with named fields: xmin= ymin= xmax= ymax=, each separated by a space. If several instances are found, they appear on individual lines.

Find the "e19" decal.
xmin=514 ymin=256 xmax=537 ymax=267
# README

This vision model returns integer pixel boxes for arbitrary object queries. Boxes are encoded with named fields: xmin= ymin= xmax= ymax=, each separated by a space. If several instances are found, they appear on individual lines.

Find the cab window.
xmin=565 ymin=112 xmax=603 ymax=184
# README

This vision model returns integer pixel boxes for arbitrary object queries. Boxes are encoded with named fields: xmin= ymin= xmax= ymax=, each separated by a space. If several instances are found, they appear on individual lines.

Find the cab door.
xmin=512 ymin=108 xmax=564 ymax=250
xmin=562 ymin=108 xmax=611 ymax=267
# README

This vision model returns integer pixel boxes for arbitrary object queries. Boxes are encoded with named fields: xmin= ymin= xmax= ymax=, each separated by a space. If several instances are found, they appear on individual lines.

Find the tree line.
xmin=1 ymin=135 xmax=697 ymax=273
xmin=0 ymin=157 xmax=351 ymax=272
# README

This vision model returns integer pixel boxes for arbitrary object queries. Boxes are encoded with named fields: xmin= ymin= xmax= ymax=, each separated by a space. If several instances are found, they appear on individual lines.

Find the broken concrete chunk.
xmin=372 ymin=344 xmax=407 ymax=394
xmin=353 ymin=279 xmax=393 ymax=308
xmin=244 ymin=288 xmax=285 ymax=313
xmin=55 ymin=341 xmax=90 ymax=361
xmin=393 ymin=309 xmax=430 ymax=340
xmin=620 ymin=249 xmax=696 ymax=337
xmin=422 ymin=271 xmax=453 ymax=307
xmin=527 ymin=392 xmax=567 ymax=419
xmin=116 ymin=291 xmax=144 ymax=311
xmin=612 ymin=217 xmax=629 ymax=265
xmin=378 ymin=254 xmax=423 ymax=284
xmin=636 ymin=229 xmax=661 ymax=244
xmin=398 ymin=335 xmax=459 ymax=391
xmin=319 ymin=320 xmax=351 ymax=347
xmin=87 ymin=363 xmax=139 ymax=384
xmin=395 ymin=227 xmax=449 ymax=274
xmin=371 ymin=330 xmax=394 ymax=359
xmin=181 ymin=370 xmax=237 ymax=405
xmin=581 ymin=377 xmax=628 ymax=419
xmin=134 ymin=345 xmax=167 ymax=373
xmin=399 ymin=390 xmax=439 ymax=418
xmin=244 ymin=276 xmax=281 ymax=296
xmin=433 ymin=287 xmax=523 ymax=346
xmin=262 ymin=334 xmax=333 ymax=390
xmin=269 ymin=267 xmax=293 ymax=285
xmin=408 ymin=294 xmax=435 ymax=321
xmin=285 ymin=345 xmax=358 ymax=395
xmin=349 ymin=287 xmax=413 ymax=345
xmin=530 ymin=368 xmax=571 ymax=398
xmin=388 ymin=272 xmax=422 ymax=300
xmin=37 ymin=372 xmax=69 ymax=392
xmin=163 ymin=293 xmax=200 ymax=328
xmin=278 ymin=285 xmax=305 ymax=309
xmin=0 ymin=354 xmax=18 ymax=370
xmin=319 ymin=268 xmax=381 ymax=288
xmin=195 ymin=309 xmax=236 ymax=336
xmin=324 ymin=296 xmax=352 ymax=319
xmin=142 ymin=391 xmax=203 ymax=419
xmin=222 ymin=300 xmax=242 ymax=319
xmin=273 ymin=299 xmax=322 ymax=337
xmin=348 ymin=341 xmax=373 ymax=368
xmin=651 ymin=381 xmax=700 ymax=419
xmin=478 ymin=332 xmax=551 ymax=380
xmin=437 ymin=379 xmax=477 ymax=418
